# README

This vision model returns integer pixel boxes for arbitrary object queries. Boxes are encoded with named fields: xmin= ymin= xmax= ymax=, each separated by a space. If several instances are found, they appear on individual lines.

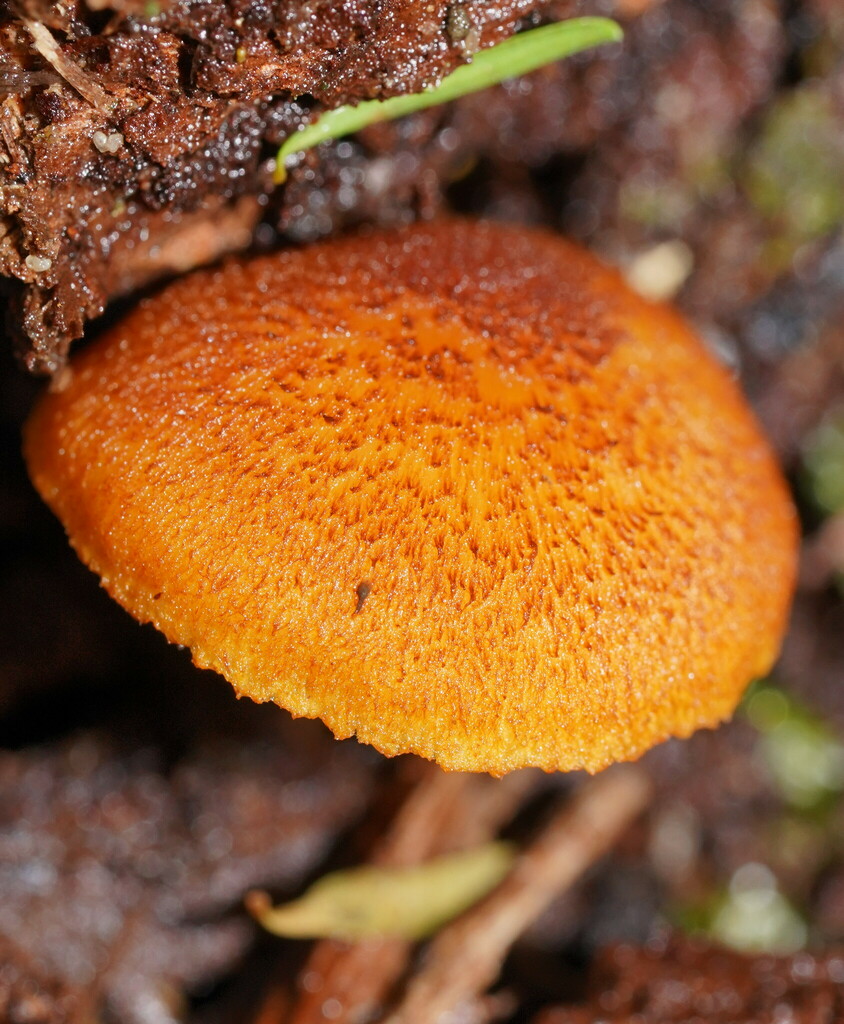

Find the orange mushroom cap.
xmin=24 ymin=220 xmax=797 ymax=774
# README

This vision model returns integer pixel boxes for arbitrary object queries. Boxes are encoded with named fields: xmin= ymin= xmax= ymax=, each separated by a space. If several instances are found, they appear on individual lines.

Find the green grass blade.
xmin=275 ymin=17 xmax=622 ymax=181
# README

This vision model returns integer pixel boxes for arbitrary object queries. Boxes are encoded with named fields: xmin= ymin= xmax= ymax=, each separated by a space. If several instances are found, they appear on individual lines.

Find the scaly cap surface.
xmin=24 ymin=220 xmax=798 ymax=773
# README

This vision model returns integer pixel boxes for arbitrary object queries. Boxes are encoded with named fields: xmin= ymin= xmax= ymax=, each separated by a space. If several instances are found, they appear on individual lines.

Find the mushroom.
xmin=23 ymin=219 xmax=797 ymax=775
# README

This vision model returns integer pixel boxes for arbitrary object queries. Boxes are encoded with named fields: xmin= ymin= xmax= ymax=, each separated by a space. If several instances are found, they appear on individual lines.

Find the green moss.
xmin=618 ymin=177 xmax=693 ymax=230
xmin=744 ymin=682 xmax=844 ymax=812
xmin=743 ymin=86 xmax=844 ymax=265
xmin=803 ymin=408 xmax=844 ymax=516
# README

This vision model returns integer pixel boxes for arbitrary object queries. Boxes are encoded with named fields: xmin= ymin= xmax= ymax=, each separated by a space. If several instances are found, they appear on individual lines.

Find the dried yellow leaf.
xmin=248 ymin=842 xmax=515 ymax=941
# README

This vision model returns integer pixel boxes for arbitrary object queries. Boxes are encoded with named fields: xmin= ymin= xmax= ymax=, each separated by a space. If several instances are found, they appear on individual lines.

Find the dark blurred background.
xmin=1 ymin=1 xmax=843 ymax=1021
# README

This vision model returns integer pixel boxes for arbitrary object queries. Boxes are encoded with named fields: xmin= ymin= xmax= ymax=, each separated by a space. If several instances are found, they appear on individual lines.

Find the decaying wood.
xmin=20 ymin=17 xmax=114 ymax=112
xmin=2 ymin=0 xmax=567 ymax=373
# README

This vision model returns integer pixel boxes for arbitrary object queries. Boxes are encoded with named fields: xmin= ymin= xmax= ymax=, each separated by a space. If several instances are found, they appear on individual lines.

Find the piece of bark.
xmin=539 ymin=934 xmax=844 ymax=1024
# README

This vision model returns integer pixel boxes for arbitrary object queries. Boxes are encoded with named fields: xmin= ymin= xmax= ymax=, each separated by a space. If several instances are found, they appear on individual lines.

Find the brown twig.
xmin=383 ymin=765 xmax=652 ymax=1024
xmin=254 ymin=765 xmax=540 ymax=1024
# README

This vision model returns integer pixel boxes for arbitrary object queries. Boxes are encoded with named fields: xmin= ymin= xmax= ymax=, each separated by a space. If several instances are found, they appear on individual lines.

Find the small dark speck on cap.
xmin=354 ymin=581 xmax=372 ymax=615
